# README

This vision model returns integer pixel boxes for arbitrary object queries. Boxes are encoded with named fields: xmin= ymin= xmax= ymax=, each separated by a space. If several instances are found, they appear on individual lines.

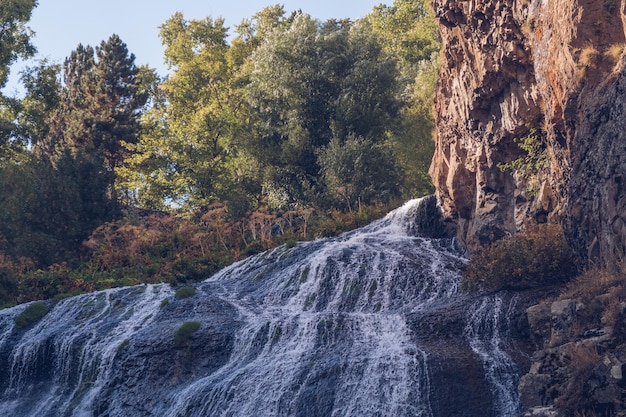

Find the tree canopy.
xmin=0 ymin=0 xmax=442 ymax=305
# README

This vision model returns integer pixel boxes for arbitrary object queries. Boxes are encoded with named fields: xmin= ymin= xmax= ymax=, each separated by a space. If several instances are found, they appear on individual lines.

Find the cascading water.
xmin=0 ymin=196 xmax=528 ymax=417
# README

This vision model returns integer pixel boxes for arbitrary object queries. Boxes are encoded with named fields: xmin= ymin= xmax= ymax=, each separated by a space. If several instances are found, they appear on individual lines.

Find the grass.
xmin=174 ymin=286 xmax=196 ymax=299
xmin=604 ymin=43 xmax=624 ymax=62
xmin=14 ymin=302 xmax=49 ymax=328
xmin=559 ymin=267 xmax=626 ymax=303
xmin=175 ymin=321 xmax=201 ymax=346
xmin=559 ymin=265 xmax=626 ymax=334
xmin=117 ymin=339 xmax=130 ymax=352
xmin=579 ymin=45 xmax=599 ymax=67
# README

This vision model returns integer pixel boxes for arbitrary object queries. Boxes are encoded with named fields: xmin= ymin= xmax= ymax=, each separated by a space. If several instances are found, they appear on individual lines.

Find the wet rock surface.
xmin=0 ymin=199 xmax=542 ymax=417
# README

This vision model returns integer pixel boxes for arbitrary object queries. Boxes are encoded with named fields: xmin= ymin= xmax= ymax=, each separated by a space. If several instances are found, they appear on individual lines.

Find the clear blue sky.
xmin=4 ymin=0 xmax=385 ymax=94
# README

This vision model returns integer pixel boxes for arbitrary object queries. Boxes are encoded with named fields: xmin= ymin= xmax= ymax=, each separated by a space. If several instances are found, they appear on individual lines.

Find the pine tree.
xmin=36 ymin=35 xmax=148 ymax=201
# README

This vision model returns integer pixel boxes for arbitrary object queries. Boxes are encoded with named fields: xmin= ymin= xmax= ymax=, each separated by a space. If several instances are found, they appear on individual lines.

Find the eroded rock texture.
xmin=431 ymin=0 xmax=626 ymax=267
xmin=519 ymin=293 xmax=626 ymax=416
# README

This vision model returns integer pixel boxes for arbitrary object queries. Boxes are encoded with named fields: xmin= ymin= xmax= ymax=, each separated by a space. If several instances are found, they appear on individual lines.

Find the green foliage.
xmin=17 ymin=263 xmax=94 ymax=303
xmin=0 ymin=0 xmax=37 ymax=164
xmin=0 ymin=154 xmax=114 ymax=267
xmin=363 ymin=0 xmax=441 ymax=72
xmin=121 ymin=13 xmax=246 ymax=210
xmin=0 ymin=254 xmax=24 ymax=306
xmin=497 ymin=128 xmax=549 ymax=196
xmin=318 ymin=135 xmax=401 ymax=211
xmin=34 ymin=35 xmax=148 ymax=201
xmin=243 ymin=13 xmax=403 ymax=207
xmin=175 ymin=321 xmax=201 ymax=346
xmin=117 ymin=339 xmax=130 ymax=352
xmin=15 ymin=60 xmax=62 ymax=147
xmin=463 ymin=224 xmax=577 ymax=292
xmin=51 ymin=291 xmax=83 ymax=303
xmin=174 ymin=286 xmax=196 ymax=299
xmin=14 ymin=301 xmax=48 ymax=328
xmin=363 ymin=0 xmax=441 ymax=198
xmin=0 ymin=3 xmax=444 ymax=304
xmin=0 ymin=0 xmax=37 ymax=89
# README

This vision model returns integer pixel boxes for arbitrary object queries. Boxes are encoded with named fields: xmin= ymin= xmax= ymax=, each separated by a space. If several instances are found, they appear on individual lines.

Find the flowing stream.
xmin=0 ymin=197 xmax=525 ymax=417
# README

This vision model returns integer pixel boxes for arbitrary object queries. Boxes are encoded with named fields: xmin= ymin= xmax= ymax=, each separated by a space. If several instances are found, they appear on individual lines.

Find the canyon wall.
xmin=431 ymin=0 xmax=626 ymax=267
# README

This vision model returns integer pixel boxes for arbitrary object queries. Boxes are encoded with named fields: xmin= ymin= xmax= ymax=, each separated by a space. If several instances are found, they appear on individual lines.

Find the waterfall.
xmin=0 ymin=196 xmax=526 ymax=417
xmin=465 ymin=296 xmax=523 ymax=416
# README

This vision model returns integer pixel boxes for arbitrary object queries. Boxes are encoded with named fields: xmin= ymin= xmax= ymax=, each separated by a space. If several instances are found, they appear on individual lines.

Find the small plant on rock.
xmin=14 ymin=302 xmax=49 ymax=328
xmin=175 ymin=321 xmax=201 ymax=347
xmin=174 ymin=286 xmax=196 ymax=299
xmin=498 ymin=128 xmax=549 ymax=196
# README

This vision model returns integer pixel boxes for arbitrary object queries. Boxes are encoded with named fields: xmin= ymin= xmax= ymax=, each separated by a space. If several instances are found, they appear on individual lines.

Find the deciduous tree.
xmin=0 ymin=0 xmax=38 ymax=163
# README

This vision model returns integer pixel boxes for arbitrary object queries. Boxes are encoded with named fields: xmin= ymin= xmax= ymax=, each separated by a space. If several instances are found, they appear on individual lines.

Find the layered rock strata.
xmin=431 ymin=0 xmax=626 ymax=267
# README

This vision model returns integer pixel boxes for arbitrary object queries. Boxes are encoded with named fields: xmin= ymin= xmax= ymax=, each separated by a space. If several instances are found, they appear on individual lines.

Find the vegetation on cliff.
xmin=462 ymin=223 xmax=577 ymax=292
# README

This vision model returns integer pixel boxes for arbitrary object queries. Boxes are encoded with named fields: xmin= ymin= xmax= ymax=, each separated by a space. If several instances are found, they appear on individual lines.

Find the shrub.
xmin=174 ymin=286 xmax=196 ymax=299
xmin=556 ymin=344 xmax=600 ymax=414
xmin=117 ymin=339 xmax=130 ymax=352
xmin=497 ymin=128 xmax=549 ymax=196
xmin=14 ymin=302 xmax=49 ymax=328
xmin=284 ymin=237 xmax=297 ymax=249
xmin=560 ymin=267 xmax=625 ymax=303
xmin=578 ymin=45 xmax=599 ymax=68
xmin=175 ymin=321 xmax=201 ymax=346
xmin=463 ymin=224 xmax=577 ymax=292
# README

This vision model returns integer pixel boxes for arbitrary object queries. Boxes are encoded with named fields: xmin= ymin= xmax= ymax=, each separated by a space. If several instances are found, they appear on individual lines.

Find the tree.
xmin=0 ymin=0 xmax=38 ymax=163
xmin=319 ymin=134 xmax=401 ymax=212
xmin=0 ymin=150 xmax=113 ymax=267
xmin=122 ymin=13 xmax=256 ymax=212
xmin=15 ymin=60 xmax=62 ymax=148
xmin=35 ymin=35 xmax=149 ymax=201
xmin=363 ymin=0 xmax=440 ymax=74
xmin=0 ymin=0 xmax=37 ymax=89
xmin=245 ymin=14 xmax=402 ymax=208
xmin=363 ymin=0 xmax=442 ymax=197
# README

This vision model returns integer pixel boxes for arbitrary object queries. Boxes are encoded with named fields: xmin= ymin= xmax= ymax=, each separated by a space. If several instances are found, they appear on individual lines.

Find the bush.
xmin=14 ymin=302 xmax=49 ymax=328
xmin=463 ymin=224 xmax=577 ymax=292
xmin=174 ymin=286 xmax=196 ymax=299
xmin=175 ymin=321 xmax=201 ymax=346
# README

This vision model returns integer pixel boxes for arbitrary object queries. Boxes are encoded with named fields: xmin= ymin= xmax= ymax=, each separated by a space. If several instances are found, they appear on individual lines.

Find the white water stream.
xmin=0 ymin=197 xmax=524 ymax=417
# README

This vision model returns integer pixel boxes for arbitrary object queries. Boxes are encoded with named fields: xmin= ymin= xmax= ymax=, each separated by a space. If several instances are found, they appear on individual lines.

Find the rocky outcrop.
xmin=431 ymin=0 xmax=626 ymax=268
xmin=518 ymin=293 xmax=626 ymax=416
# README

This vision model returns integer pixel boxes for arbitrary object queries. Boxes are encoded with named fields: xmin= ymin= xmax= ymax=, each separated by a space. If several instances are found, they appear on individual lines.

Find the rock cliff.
xmin=431 ymin=0 xmax=626 ymax=268
xmin=519 ymin=287 xmax=626 ymax=416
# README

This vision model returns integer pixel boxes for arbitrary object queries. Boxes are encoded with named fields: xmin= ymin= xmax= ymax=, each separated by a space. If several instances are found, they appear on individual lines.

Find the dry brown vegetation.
xmin=557 ymin=343 xmax=601 ymax=414
xmin=0 ymin=201 xmax=393 ymax=306
xmin=560 ymin=266 xmax=626 ymax=303
xmin=463 ymin=223 xmax=578 ymax=292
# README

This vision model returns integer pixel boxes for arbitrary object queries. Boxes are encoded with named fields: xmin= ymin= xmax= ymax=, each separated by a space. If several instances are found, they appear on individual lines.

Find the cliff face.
xmin=431 ymin=0 xmax=626 ymax=267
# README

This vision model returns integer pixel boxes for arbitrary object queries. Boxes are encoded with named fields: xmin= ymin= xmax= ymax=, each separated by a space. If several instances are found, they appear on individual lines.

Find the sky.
xmin=4 ymin=0 xmax=385 ymax=95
